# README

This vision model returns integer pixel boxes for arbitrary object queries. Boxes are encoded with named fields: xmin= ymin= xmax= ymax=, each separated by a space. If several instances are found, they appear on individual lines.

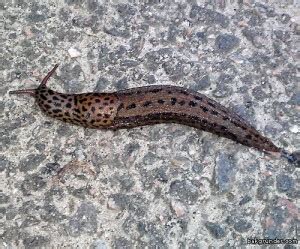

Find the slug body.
xmin=10 ymin=65 xmax=299 ymax=165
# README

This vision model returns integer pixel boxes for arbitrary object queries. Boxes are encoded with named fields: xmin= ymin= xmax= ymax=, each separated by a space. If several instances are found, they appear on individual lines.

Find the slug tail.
xmin=281 ymin=150 xmax=300 ymax=167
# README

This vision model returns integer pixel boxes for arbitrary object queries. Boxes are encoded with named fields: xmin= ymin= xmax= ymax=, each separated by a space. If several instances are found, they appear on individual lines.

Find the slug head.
xmin=9 ymin=64 xmax=59 ymax=97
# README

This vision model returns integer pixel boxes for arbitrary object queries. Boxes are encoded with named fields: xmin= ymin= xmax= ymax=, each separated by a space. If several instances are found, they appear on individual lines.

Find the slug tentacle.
xmin=9 ymin=89 xmax=36 ymax=96
xmin=40 ymin=64 xmax=59 ymax=87
xmin=9 ymin=65 xmax=299 ymax=167
xmin=9 ymin=64 xmax=59 ymax=97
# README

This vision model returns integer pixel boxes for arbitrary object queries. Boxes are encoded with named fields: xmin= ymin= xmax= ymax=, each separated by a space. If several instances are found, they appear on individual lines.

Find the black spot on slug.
xmin=189 ymin=101 xmax=197 ymax=107
xmin=143 ymin=101 xmax=152 ymax=107
xmin=66 ymin=103 xmax=72 ymax=108
xmin=180 ymin=90 xmax=189 ymax=95
xmin=117 ymin=103 xmax=124 ymax=111
xmin=242 ymin=139 xmax=249 ymax=145
xmin=171 ymin=98 xmax=177 ymax=105
xmin=53 ymin=109 xmax=61 ymax=114
xmin=127 ymin=103 xmax=136 ymax=110
xmin=54 ymin=102 xmax=61 ymax=107
xmin=241 ymin=126 xmax=247 ymax=131
xmin=150 ymin=89 xmax=161 ymax=93
xmin=95 ymin=99 xmax=101 ymax=103
xmin=220 ymin=125 xmax=227 ymax=130
xmin=41 ymin=95 xmax=47 ymax=101
xmin=207 ymin=102 xmax=216 ymax=108
xmin=227 ymin=132 xmax=238 ymax=140
xmin=158 ymin=99 xmax=165 ymax=104
xmin=178 ymin=100 xmax=185 ymax=106
xmin=91 ymin=106 xmax=95 ymax=113
xmin=74 ymin=113 xmax=81 ymax=119
xmin=211 ymin=110 xmax=218 ymax=115
xmin=231 ymin=120 xmax=247 ymax=130
xmin=44 ymin=104 xmax=51 ymax=109
xmin=200 ymin=106 xmax=209 ymax=112
xmin=47 ymin=89 xmax=55 ymax=95
xmin=82 ymin=106 xmax=88 ymax=112
xmin=194 ymin=96 xmax=202 ymax=101
xmin=121 ymin=91 xmax=134 ymax=96
xmin=245 ymin=134 xmax=252 ymax=140
xmin=74 ymin=108 xmax=80 ymax=114
xmin=53 ymin=96 xmax=59 ymax=101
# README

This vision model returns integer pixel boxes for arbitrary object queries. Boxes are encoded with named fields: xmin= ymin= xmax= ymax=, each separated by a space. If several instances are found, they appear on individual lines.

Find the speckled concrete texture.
xmin=1 ymin=0 xmax=299 ymax=248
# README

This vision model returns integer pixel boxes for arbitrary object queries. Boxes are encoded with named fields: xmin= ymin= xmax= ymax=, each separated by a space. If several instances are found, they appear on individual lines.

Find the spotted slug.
xmin=10 ymin=65 xmax=299 ymax=166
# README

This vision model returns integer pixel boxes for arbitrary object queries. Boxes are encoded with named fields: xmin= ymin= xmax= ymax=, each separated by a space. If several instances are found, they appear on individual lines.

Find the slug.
xmin=9 ymin=65 xmax=299 ymax=166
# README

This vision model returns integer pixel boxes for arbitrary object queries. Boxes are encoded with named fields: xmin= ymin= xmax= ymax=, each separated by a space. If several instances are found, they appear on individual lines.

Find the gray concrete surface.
xmin=1 ymin=0 xmax=299 ymax=248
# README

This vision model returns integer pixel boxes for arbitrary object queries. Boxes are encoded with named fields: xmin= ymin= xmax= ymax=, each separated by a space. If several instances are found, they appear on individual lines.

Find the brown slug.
xmin=9 ymin=65 xmax=299 ymax=166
